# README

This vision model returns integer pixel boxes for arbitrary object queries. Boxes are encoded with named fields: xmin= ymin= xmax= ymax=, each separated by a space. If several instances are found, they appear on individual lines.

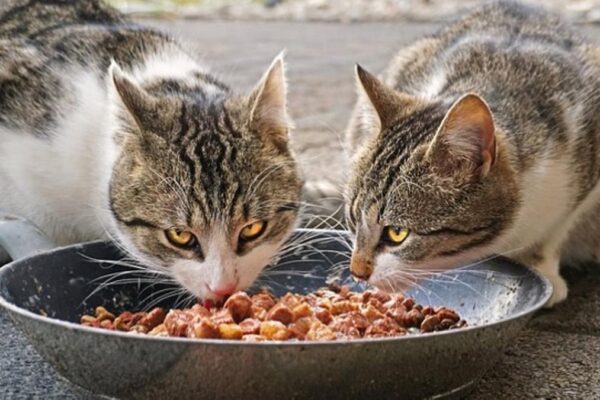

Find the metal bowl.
xmin=0 ymin=216 xmax=551 ymax=399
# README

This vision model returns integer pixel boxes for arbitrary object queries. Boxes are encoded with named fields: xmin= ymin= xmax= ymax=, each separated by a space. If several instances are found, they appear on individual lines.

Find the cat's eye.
xmin=165 ymin=228 xmax=197 ymax=249
xmin=383 ymin=226 xmax=409 ymax=245
xmin=240 ymin=221 xmax=267 ymax=241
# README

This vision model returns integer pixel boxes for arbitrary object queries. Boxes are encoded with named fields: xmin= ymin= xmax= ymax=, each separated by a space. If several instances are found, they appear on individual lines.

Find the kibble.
xmin=80 ymin=285 xmax=467 ymax=341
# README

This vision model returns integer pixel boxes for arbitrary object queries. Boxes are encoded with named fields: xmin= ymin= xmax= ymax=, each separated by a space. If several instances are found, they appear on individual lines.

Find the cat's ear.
xmin=248 ymin=53 xmax=292 ymax=142
xmin=427 ymin=93 xmax=496 ymax=178
xmin=355 ymin=64 xmax=418 ymax=132
xmin=109 ymin=61 xmax=164 ymax=133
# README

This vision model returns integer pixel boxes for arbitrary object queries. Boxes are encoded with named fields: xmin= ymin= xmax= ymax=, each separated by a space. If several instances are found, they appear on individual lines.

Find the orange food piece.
xmin=260 ymin=320 xmax=290 ymax=340
xmin=218 ymin=323 xmax=243 ymax=340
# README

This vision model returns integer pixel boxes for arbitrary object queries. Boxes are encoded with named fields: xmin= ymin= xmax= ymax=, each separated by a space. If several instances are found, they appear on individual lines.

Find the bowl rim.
xmin=0 ymin=228 xmax=553 ymax=348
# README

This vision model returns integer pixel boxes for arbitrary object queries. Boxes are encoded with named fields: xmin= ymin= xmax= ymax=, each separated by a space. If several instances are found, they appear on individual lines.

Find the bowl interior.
xmin=0 ymin=230 xmax=550 ymax=327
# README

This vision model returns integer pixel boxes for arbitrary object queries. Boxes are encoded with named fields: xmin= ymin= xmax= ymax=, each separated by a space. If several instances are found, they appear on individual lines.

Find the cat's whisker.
xmin=141 ymin=289 xmax=188 ymax=311
xmin=245 ymin=160 xmax=295 ymax=201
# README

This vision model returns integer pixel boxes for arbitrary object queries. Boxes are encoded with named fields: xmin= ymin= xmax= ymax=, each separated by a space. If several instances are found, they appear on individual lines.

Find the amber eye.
xmin=165 ymin=228 xmax=196 ymax=248
xmin=383 ymin=226 xmax=409 ymax=245
xmin=240 ymin=221 xmax=267 ymax=241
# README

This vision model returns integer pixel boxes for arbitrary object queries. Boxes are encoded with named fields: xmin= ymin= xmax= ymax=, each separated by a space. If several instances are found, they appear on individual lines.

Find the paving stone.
xmin=472 ymin=329 xmax=600 ymax=400
xmin=530 ymin=267 xmax=600 ymax=336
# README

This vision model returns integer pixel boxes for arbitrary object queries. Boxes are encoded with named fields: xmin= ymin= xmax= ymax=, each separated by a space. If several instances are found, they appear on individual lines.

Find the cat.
xmin=0 ymin=0 xmax=303 ymax=300
xmin=344 ymin=1 xmax=600 ymax=307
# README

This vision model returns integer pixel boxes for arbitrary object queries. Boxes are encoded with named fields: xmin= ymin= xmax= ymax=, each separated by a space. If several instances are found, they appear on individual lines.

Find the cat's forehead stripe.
xmin=356 ymin=105 xmax=445 ymax=214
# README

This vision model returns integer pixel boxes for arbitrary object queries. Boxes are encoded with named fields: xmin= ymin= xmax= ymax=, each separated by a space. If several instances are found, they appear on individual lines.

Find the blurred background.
xmin=109 ymin=0 xmax=600 ymax=23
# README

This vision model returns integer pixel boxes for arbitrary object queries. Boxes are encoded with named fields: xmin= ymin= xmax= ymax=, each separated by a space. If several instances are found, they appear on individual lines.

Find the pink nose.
xmin=209 ymin=283 xmax=237 ymax=297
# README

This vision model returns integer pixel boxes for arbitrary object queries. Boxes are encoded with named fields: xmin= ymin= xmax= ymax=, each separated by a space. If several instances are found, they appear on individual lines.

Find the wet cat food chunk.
xmin=80 ymin=286 xmax=467 ymax=341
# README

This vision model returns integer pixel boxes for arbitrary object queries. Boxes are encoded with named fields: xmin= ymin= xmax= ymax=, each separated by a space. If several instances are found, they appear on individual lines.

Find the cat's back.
xmin=0 ymin=0 xmax=177 ymax=135
xmin=0 ymin=0 xmax=124 ymax=38
xmin=384 ymin=1 xmax=600 ymax=167
xmin=389 ymin=1 xmax=593 ymax=98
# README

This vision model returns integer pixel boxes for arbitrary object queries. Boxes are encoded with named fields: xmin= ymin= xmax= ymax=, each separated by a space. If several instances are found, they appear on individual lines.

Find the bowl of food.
xmin=0 ymin=214 xmax=551 ymax=399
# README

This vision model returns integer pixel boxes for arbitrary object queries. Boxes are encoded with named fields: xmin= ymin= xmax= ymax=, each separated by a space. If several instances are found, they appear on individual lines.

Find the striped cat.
xmin=0 ymin=1 xmax=302 ymax=300
xmin=345 ymin=1 xmax=600 ymax=306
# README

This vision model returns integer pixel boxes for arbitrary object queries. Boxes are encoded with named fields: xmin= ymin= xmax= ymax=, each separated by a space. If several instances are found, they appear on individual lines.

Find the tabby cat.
xmin=0 ymin=1 xmax=302 ymax=299
xmin=345 ymin=1 xmax=600 ymax=306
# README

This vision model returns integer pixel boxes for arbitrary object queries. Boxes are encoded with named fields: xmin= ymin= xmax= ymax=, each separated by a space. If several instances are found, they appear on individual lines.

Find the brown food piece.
xmin=314 ymin=307 xmax=333 ymax=324
xmin=82 ymin=286 xmax=466 ymax=341
xmin=330 ymin=312 xmax=369 ymax=336
xmin=164 ymin=310 xmax=192 ymax=337
xmin=139 ymin=308 xmax=167 ymax=330
xmin=361 ymin=291 xmax=373 ymax=303
xmin=422 ymin=306 xmax=434 ymax=316
xmin=193 ymin=319 xmax=219 ymax=339
xmin=266 ymin=303 xmax=294 ymax=325
xmin=420 ymin=315 xmax=441 ymax=333
xmin=251 ymin=291 xmax=276 ymax=310
xmin=211 ymin=309 xmax=235 ymax=325
xmin=224 ymin=292 xmax=253 ymax=323
xmin=316 ymin=297 xmax=333 ymax=311
xmin=439 ymin=318 xmax=455 ymax=330
xmin=365 ymin=317 xmax=405 ymax=337
xmin=239 ymin=318 xmax=261 ymax=335
xmin=402 ymin=308 xmax=424 ymax=328
xmin=386 ymin=305 xmax=407 ymax=324
xmin=338 ymin=285 xmax=350 ymax=299
xmin=281 ymin=292 xmax=303 ymax=309
xmin=130 ymin=312 xmax=146 ymax=327
xmin=113 ymin=311 xmax=134 ymax=331
xmin=288 ymin=317 xmax=314 ymax=339
xmin=401 ymin=298 xmax=415 ymax=311
xmin=99 ymin=319 xmax=114 ymax=330
xmin=251 ymin=305 xmax=268 ymax=321
xmin=94 ymin=306 xmax=115 ymax=321
xmin=371 ymin=290 xmax=392 ymax=304
xmin=361 ymin=303 xmax=384 ymax=322
xmin=305 ymin=321 xmax=336 ymax=341
xmin=435 ymin=307 xmax=460 ymax=323
xmin=190 ymin=304 xmax=210 ymax=317
xmin=331 ymin=300 xmax=357 ymax=315
xmin=292 ymin=303 xmax=313 ymax=321
xmin=368 ymin=297 xmax=387 ymax=313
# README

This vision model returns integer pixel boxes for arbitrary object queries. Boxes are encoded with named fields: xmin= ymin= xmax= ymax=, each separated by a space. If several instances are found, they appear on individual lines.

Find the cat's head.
xmin=345 ymin=66 xmax=520 ymax=290
xmin=107 ymin=55 xmax=302 ymax=300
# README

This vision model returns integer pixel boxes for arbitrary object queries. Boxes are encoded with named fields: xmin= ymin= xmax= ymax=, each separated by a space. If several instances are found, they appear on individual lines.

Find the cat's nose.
xmin=209 ymin=283 xmax=237 ymax=297
xmin=350 ymin=254 xmax=373 ymax=281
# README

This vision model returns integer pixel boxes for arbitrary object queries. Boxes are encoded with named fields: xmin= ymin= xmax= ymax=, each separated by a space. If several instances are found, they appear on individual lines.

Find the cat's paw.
xmin=544 ymin=273 xmax=568 ymax=308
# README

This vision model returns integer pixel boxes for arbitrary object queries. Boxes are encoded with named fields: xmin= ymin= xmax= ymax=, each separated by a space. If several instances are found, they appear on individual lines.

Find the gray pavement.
xmin=2 ymin=20 xmax=600 ymax=399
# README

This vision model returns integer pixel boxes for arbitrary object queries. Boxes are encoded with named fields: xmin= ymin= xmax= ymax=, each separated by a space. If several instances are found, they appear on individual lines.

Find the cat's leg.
xmin=524 ymin=189 xmax=600 ymax=307
xmin=561 ymin=201 xmax=600 ymax=268
xmin=517 ymin=243 xmax=568 ymax=307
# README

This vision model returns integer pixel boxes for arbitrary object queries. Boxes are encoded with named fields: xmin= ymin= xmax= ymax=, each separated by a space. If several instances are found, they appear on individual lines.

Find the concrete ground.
xmin=1 ymin=20 xmax=600 ymax=399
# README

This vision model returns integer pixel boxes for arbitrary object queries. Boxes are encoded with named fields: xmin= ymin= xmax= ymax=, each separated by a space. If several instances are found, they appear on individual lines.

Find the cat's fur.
xmin=0 ymin=0 xmax=302 ymax=299
xmin=345 ymin=1 xmax=600 ymax=306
